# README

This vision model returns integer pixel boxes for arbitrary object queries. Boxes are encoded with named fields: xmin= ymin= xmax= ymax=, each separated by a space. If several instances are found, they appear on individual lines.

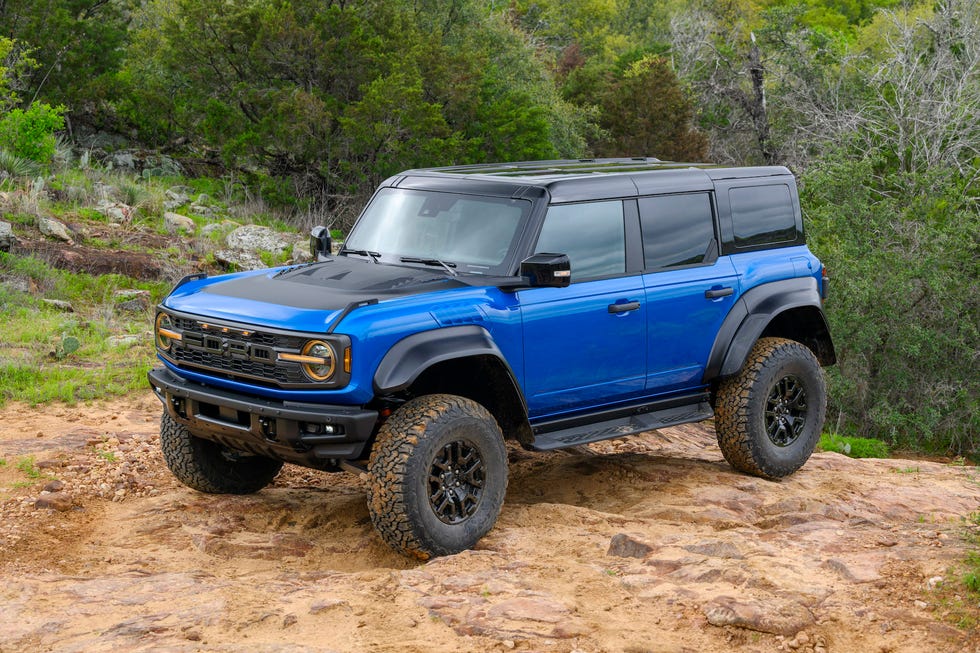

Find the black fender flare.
xmin=703 ymin=277 xmax=834 ymax=382
xmin=373 ymin=325 xmax=521 ymax=400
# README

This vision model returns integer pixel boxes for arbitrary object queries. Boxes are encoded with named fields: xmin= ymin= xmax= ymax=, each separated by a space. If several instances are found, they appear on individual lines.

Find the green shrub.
xmin=803 ymin=158 xmax=979 ymax=458
xmin=0 ymin=103 xmax=65 ymax=164
xmin=819 ymin=432 xmax=890 ymax=459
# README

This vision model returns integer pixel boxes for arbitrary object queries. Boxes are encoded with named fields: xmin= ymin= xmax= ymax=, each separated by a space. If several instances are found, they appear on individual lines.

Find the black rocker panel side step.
xmin=529 ymin=401 xmax=713 ymax=452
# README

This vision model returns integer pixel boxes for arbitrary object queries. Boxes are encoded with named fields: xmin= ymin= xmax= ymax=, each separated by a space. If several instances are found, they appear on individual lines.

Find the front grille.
xmin=165 ymin=316 xmax=310 ymax=387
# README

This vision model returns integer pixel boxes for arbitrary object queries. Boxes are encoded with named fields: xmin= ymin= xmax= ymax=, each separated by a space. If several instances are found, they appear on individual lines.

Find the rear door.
xmin=639 ymin=192 xmax=740 ymax=394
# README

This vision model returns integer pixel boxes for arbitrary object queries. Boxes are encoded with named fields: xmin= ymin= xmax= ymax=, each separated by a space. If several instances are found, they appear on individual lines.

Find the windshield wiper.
xmin=339 ymin=248 xmax=381 ymax=263
xmin=399 ymin=256 xmax=458 ymax=276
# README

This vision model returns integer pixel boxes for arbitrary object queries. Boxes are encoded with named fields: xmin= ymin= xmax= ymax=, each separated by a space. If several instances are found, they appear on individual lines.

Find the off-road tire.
xmin=715 ymin=337 xmax=826 ymax=479
xmin=159 ymin=411 xmax=283 ymax=494
xmin=367 ymin=394 xmax=507 ymax=560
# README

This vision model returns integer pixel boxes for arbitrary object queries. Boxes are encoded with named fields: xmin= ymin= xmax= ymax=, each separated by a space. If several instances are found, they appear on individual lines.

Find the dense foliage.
xmin=0 ymin=0 xmax=976 ymax=457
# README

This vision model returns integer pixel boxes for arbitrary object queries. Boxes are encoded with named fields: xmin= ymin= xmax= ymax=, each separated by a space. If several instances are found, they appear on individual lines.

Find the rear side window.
xmin=729 ymin=184 xmax=798 ymax=248
xmin=639 ymin=193 xmax=715 ymax=269
xmin=535 ymin=201 xmax=625 ymax=280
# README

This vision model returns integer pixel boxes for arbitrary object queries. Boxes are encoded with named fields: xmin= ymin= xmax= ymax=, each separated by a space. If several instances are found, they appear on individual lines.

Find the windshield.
xmin=344 ymin=188 xmax=530 ymax=274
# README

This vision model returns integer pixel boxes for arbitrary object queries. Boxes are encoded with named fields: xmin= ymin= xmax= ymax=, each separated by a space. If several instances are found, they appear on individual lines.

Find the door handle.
xmin=608 ymin=301 xmax=641 ymax=314
xmin=704 ymin=287 xmax=734 ymax=299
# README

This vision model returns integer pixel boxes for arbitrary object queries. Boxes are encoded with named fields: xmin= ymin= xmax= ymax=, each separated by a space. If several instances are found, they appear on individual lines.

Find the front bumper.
xmin=148 ymin=367 xmax=379 ymax=467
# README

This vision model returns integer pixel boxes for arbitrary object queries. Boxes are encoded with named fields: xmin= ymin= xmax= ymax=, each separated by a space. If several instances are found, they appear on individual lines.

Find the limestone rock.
xmin=95 ymin=201 xmax=133 ymax=223
xmin=163 ymin=212 xmax=195 ymax=234
xmin=0 ymin=220 xmax=14 ymax=251
xmin=111 ymin=152 xmax=137 ymax=170
xmin=41 ymin=298 xmax=74 ymax=312
xmin=38 ymin=217 xmax=72 ymax=242
xmin=226 ymin=224 xmax=295 ymax=256
xmin=107 ymin=335 xmax=141 ymax=348
xmin=292 ymin=242 xmax=313 ymax=263
xmin=200 ymin=220 xmax=239 ymax=238
xmin=164 ymin=186 xmax=191 ymax=211
xmin=215 ymin=249 xmax=265 ymax=271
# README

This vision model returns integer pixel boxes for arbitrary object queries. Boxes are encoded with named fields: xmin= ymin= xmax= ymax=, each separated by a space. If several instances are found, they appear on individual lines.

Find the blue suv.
xmin=149 ymin=158 xmax=835 ymax=558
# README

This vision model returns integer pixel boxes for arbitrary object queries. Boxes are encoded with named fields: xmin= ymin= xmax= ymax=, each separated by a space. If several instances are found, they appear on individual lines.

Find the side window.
xmin=639 ymin=193 xmax=715 ymax=270
xmin=729 ymin=184 xmax=798 ymax=248
xmin=535 ymin=201 xmax=625 ymax=280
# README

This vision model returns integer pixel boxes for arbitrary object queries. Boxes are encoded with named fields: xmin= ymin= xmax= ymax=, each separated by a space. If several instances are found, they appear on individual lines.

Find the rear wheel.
xmin=159 ymin=412 xmax=283 ymax=494
xmin=715 ymin=337 xmax=826 ymax=479
xmin=367 ymin=394 xmax=507 ymax=559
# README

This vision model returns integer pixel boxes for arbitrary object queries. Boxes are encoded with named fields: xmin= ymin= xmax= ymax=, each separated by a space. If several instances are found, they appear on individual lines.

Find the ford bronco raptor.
xmin=149 ymin=158 xmax=835 ymax=559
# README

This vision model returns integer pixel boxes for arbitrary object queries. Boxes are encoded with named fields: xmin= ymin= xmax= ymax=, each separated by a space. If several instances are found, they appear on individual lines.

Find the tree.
xmin=802 ymin=156 xmax=979 ymax=457
xmin=0 ymin=0 xmax=131 ymax=119
xmin=119 ymin=0 xmax=584 ymax=217
xmin=593 ymin=55 xmax=708 ymax=160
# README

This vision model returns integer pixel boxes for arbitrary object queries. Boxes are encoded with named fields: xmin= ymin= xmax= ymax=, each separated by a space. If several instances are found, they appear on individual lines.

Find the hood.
xmin=193 ymin=257 xmax=466 ymax=311
xmin=161 ymin=257 xmax=472 ymax=331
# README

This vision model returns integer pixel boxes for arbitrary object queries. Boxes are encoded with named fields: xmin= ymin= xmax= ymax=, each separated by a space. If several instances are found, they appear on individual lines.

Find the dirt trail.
xmin=1 ymin=393 xmax=978 ymax=653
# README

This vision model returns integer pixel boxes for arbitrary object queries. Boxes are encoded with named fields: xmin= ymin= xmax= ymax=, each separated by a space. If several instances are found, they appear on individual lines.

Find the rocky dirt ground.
xmin=1 ymin=393 xmax=978 ymax=653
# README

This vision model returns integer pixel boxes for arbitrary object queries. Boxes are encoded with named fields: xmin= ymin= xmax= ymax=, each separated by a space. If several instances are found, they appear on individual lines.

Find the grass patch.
xmin=0 ymin=253 xmax=165 ymax=407
xmin=15 ymin=456 xmax=41 ymax=479
xmin=96 ymin=449 xmax=118 ymax=463
xmin=819 ymin=432 xmax=890 ymax=459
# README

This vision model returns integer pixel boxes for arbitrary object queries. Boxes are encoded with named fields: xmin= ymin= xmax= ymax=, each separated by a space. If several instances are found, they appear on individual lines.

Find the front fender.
xmin=373 ymin=325 xmax=508 ymax=394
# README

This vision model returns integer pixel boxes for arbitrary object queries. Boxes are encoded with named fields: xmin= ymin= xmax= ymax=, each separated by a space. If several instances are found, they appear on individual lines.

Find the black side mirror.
xmin=310 ymin=226 xmax=331 ymax=260
xmin=520 ymin=253 xmax=571 ymax=288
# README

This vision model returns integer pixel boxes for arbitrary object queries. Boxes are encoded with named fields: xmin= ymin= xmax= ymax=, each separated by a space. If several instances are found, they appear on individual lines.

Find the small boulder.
xmin=214 ymin=249 xmax=265 ymax=271
xmin=43 ymin=480 xmax=65 ymax=492
xmin=95 ymin=200 xmax=132 ymax=223
xmin=164 ymin=187 xmax=191 ymax=210
xmin=107 ymin=335 xmax=141 ymax=348
xmin=111 ymin=151 xmax=137 ymax=170
xmin=225 ymin=224 xmax=294 ymax=256
xmin=35 ymin=492 xmax=73 ymax=512
xmin=38 ymin=217 xmax=72 ymax=242
xmin=292 ymin=242 xmax=313 ymax=263
xmin=41 ymin=298 xmax=74 ymax=312
xmin=0 ymin=220 xmax=14 ymax=251
xmin=164 ymin=211 xmax=195 ymax=234
xmin=200 ymin=221 xmax=239 ymax=238
xmin=607 ymin=533 xmax=654 ymax=559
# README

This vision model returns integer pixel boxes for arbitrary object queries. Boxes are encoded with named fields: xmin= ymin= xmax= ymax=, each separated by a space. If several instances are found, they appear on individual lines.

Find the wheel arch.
xmin=703 ymin=277 xmax=836 ymax=384
xmin=373 ymin=326 xmax=533 ymax=445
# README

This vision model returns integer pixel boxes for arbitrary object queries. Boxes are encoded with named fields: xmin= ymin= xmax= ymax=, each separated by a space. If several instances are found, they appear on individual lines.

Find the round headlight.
xmin=301 ymin=340 xmax=336 ymax=381
xmin=155 ymin=312 xmax=174 ymax=351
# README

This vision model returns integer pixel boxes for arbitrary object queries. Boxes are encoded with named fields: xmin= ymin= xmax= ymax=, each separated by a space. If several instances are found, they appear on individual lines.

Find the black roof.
xmin=391 ymin=158 xmax=793 ymax=203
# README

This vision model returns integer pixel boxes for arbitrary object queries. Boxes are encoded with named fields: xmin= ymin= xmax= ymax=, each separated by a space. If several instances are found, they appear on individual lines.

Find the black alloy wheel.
xmin=765 ymin=375 xmax=808 ymax=447
xmin=428 ymin=439 xmax=486 ymax=524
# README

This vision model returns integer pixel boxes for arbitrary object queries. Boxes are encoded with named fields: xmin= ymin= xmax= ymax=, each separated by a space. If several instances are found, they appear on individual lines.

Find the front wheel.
xmin=159 ymin=412 xmax=283 ymax=494
xmin=715 ymin=337 xmax=827 ymax=479
xmin=367 ymin=394 xmax=508 ymax=559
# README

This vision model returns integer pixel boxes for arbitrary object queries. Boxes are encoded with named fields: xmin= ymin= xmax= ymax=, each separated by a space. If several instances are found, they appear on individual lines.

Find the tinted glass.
xmin=535 ymin=201 xmax=625 ymax=280
xmin=639 ymin=193 xmax=715 ymax=269
xmin=729 ymin=185 xmax=798 ymax=248
xmin=345 ymin=188 xmax=529 ymax=273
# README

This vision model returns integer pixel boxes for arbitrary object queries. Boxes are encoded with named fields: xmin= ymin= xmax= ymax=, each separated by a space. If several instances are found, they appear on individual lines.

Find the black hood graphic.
xmin=201 ymin=258 xmax=467 ymax=311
